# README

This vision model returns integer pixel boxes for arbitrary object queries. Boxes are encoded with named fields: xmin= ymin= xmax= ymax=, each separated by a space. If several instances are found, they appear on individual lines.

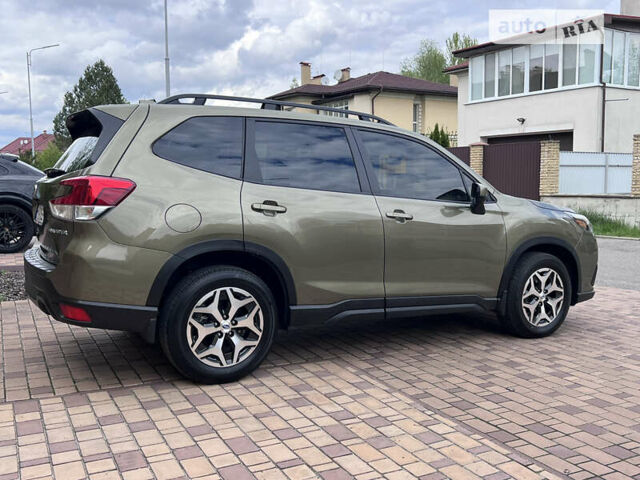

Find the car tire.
xmin=158 ymin=266 xmax=277 ymax=383
xmin=0 ymin=204 xmax=34 ymax=254
xmin=501 ymin=252 xmax=572 ymax=338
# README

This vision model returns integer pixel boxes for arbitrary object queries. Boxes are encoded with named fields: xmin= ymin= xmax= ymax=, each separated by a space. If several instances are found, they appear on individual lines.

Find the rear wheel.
xmin=158 ymin=266 xmax=277 ymax=383
xmin=0 ymin=205 xmax=34 ymax=253
xmin=502 ymin=252 xmax=572 ymax=338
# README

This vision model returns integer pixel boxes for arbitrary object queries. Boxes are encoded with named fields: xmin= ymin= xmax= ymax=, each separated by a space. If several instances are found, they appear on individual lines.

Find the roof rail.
xmin=158 ymin=93 xmax=394 ymax=125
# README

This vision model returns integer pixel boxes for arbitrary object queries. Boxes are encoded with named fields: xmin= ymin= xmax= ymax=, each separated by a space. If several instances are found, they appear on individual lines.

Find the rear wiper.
xmin=44 ymin=168 xmax=66 ymax=178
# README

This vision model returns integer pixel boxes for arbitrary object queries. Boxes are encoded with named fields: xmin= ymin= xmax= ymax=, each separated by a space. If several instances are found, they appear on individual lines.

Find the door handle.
xmin=251 ymin=201 xmax=287 ymax=216
xmin=386 ymin=209 xmax=413 ymax=222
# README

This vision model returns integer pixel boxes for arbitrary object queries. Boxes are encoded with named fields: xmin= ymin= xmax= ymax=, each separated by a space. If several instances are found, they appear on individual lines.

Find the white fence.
xmin=559 ymin=151 xmax=633 ymax=194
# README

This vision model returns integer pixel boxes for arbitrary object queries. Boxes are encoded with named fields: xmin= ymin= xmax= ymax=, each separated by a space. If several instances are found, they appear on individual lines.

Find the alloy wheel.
xmin=0 ymin=211 xmax=26 ymax=249
xmin=186 ymin=287 xmax=263 ymax=368
xmin=521 ymin=268 xmax=565 ymax=327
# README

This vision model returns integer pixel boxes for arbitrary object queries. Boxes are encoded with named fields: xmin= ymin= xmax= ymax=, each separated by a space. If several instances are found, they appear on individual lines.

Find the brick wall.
xmin=539 ymin=140 xmax=560 ymax=196
xmin=633 ymin=134 xmax=640 ymax=198
xmin=469 ymin=143 xmax=485 ymax=176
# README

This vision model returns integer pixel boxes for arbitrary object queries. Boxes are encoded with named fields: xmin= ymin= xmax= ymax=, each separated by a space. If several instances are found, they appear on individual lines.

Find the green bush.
xmin=577 ymin=209 xmax=640 ymax=238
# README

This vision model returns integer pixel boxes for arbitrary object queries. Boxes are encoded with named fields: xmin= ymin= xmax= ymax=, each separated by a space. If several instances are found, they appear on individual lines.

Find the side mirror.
xmin=470 ymin=182 xmax=488 ymax=215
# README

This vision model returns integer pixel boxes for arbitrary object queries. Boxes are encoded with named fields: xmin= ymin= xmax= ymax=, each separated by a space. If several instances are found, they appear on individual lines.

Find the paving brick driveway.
xmin=1 ymin=286 xmax=639 ymax=480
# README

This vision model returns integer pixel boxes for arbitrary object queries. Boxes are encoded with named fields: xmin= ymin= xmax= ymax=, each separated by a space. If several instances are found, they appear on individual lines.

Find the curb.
xmin=0 ymin=265 xmax=24 ymax=272
xmin=596 ymin=235 xmax=640 ymax=241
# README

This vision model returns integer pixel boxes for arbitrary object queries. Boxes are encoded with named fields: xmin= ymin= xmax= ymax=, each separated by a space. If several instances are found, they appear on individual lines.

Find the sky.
xmin=0 ymin=0 xmax=619 ymax=148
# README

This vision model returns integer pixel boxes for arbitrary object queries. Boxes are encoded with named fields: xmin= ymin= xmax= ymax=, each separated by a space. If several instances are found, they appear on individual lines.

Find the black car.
xmin=0 ymin=153 xmax=43 ymax=253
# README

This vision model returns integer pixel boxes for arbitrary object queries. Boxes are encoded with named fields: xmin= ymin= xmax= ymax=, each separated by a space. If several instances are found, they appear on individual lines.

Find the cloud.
xmin=0 ymin=0 xmax=616 ymax=147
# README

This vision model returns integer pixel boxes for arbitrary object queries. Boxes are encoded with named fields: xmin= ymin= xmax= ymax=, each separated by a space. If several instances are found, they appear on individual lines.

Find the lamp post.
xmin=27 ymin=44 xmax=59 ymax=158
xmin=164 ymin=0 xmax=171 ymax=98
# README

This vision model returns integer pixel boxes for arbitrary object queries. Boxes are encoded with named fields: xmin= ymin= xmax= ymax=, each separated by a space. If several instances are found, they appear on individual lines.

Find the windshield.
xmin=53 ymin=136 xmax=99 ymax=173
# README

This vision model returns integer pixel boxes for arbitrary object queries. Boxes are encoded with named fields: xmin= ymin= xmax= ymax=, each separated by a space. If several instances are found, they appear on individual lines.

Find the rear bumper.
xmin=24 ymin=247 xmax=157 ymax=335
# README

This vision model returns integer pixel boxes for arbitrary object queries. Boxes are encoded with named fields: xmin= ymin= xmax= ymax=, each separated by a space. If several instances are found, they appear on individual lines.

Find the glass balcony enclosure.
xmin=468 ymin=28 xmax=639 ymax=102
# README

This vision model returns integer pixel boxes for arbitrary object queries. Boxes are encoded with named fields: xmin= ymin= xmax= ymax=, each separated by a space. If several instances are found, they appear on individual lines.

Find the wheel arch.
xmin=0 ymin=194 xmax=32 ymax=213
xmin=498 ymin=237 xmax=581 ymax=311
xmin=147 ymin=240 xmax=296 ymax=329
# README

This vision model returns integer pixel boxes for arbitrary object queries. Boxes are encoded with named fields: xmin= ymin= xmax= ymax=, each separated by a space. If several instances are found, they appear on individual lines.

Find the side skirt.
xmin=289 ymin=296 xmax=498 ymax=327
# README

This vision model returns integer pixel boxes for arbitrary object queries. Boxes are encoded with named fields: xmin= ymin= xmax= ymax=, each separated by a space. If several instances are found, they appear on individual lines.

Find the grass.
xmin=577 ymin=209 xmax=640 ymax=238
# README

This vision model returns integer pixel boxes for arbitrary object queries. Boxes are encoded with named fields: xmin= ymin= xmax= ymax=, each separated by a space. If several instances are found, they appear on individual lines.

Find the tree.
xmin=445 ymin=32 xmax=477 ymax=67
xmin=34 ymin=143 xmax=63 ymax=171
xmin=401 ymin=32 xmax=478 ymax=84
xmin=400 ymin=40 xmax=448 ymax=84
xmin=53 ymin=60 xmax=127 ymax=150
xmin=290 ymin=77 xmax=299 ymax=89
xmin=428 ymin=123 xmax=451 ymax=148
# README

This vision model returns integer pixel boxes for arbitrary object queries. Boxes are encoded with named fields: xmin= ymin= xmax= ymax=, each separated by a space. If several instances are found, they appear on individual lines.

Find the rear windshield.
xmin=53 ymin=136 xmax=99 ymax=173
xmin=53 ymin=108 xmax=125 ymax=173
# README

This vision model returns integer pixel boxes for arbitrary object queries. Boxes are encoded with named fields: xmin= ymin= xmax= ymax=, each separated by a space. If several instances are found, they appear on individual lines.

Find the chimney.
xmin=300 ymin=62 xmax=311 ymax=85
xmin=309 ymin=74 xmax=325 ymax=85
xmin=339 ymin=67 xmax=351 ymax=83
xmin=621 ymin=0 xmax=640 ymax=16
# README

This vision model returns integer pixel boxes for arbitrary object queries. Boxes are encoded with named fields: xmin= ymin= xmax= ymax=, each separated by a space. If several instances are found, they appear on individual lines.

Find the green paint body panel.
xmin=26 ymin=102 xmax=598 ymax=329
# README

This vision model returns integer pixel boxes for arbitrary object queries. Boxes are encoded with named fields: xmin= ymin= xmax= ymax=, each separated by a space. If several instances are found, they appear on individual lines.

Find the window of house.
xmin=358 ymin=130 xmax=469 ymax=202
xmin=628 ymin=34 xmax=640 ymax=87
xmin=512 ymin=47 xmax=526 ymax=94
xmin=603 ymin=29 xmax=613 ymax=84
xmin=612 ymin=30 xmax=626 ymax=85
xmin=544 ymin=43 xmax=560 ymax=89
xmin=484 ymin=53 xmax=496 ymax=98
xmin=578 ymin=43 xmax=597 ymax=85
xmin=470 ymin=56 xmax=483 ymax=100
xmin=412 ymin=103 xmax=420 ymax=132
xmin=562 ymin=42 xmax=578 ymax=86
xmin=498 ymin=49 xmax=511 ymax=96
xmin=253 ymin=121 xmax=360 ymax=193
xmin=467 ymin=27 xmax=640 ymax=101
xmin=529 ymin=44 xmax=544 ymax=92
xmin=152 ymin=116 xmax=243 ymax=178
xmin=322 ymin=100 xmax=349 ymax=118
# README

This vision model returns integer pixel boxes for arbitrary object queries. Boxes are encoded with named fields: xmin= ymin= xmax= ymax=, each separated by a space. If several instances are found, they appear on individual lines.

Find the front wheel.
xmin=158 ymin=266 xmax=277 ymax=383
xmin=501 ymin=252 xmax=572 ymax=338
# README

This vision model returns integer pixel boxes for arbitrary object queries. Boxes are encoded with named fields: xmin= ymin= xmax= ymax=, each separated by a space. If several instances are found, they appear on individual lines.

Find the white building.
xmin=448 ymin=6 xmax=640 ymax=153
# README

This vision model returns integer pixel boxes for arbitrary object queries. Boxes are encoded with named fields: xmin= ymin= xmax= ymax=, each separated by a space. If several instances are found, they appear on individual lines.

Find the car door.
xmin=241 ymin=118 xmax=385 ymax=317
xmin=354 ymin=128 xmax=506 ymax=307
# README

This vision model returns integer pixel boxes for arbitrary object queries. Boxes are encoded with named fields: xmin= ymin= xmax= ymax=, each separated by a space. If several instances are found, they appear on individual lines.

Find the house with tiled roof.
xmin=445 ymin=1 xmax=640 ymax=152
xmin=1 ymin=131 xmax=55 ymax=156
xmin=269 ymin=62 xmax=458 ymax=137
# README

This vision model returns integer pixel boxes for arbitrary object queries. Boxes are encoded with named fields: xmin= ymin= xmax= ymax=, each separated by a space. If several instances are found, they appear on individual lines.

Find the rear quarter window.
xmin=152 ymin=116 xmax=244 ymax=179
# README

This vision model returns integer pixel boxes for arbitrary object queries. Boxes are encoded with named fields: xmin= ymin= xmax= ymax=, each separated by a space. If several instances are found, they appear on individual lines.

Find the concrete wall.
xmin=280 ymin=91 xmax=458 ymax=136
xmin=423 ymin=96 xmax=458 ymax=135
xmin=604 ymin=86 xmax=640 ymax=153
xmin=541 ymin=195 xmax=640 ymax=227
xmin=456 ymin=71 xmax=605 ymax=151
xmin=372 ymin=92 xmax=415 ymax=130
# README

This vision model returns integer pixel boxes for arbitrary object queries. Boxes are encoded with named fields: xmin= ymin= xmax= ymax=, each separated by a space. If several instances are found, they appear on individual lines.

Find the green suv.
xmin=25 ymin=94 xmax=598 ymax=383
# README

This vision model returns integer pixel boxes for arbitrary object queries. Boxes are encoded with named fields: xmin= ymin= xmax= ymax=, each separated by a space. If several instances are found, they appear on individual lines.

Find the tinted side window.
xmin=253 ymin=121 xmax=360 ymax=193
xmin=358 ymin=130 xmax=469 ymax=202
xmin=153 ymin=117 xmax=243 ymax=178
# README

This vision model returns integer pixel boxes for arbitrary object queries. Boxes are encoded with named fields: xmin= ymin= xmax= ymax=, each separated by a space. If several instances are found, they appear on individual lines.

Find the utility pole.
xmin=164 ymin=0 xmax=171 ymax=98
xmin=27 ymin=44 xmax=59 ymax=158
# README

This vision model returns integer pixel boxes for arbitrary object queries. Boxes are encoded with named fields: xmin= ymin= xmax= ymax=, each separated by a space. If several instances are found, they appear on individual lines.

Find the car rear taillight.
xmin=49 ymin=176 xmax=136 ymax=221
